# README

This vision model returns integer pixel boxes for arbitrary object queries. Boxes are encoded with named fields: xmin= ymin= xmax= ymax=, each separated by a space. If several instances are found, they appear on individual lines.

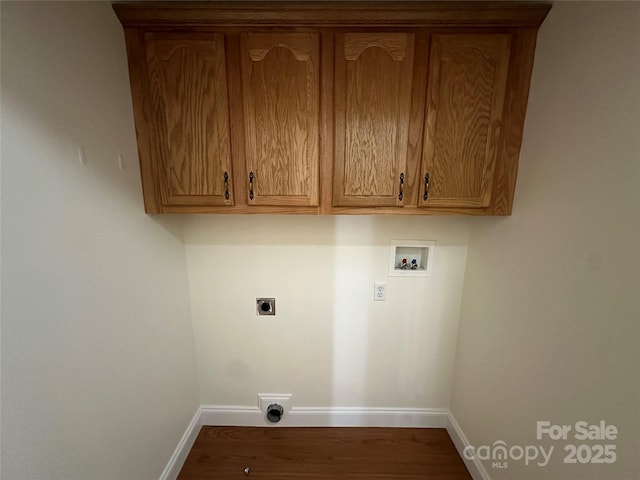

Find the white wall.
xmin=185 ymin=215 xmax=469 ymax=409
xmin=450 ymin=3 xmax=640 ymax=479
xmin=3 ymin=2 xmax=637 ymax=479
xmin=1 ymin=2 xmax=199 ymax=479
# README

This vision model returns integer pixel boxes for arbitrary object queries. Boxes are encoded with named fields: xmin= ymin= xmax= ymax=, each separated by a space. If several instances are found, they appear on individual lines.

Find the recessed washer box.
xmin=389 ymin=240 xmax=435 ymax=277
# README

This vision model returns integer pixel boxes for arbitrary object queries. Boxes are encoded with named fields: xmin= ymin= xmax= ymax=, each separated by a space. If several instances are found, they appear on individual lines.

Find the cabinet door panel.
xmin=241 ymin=33 xmax=320 ymax=206
xmin=333 ymin=33 xmax=415 ymax=207
xmin=421 ymin=34 xmax=511 ymax=208
xmin=145 ymin=33 xmax=233 ymax=206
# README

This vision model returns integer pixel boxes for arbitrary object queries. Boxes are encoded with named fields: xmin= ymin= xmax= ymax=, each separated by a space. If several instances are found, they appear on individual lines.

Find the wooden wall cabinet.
xmin=240 ymin=32 xmax=320 ymax=207
xmin=114 ymin=2 xmax=550 ymax=215
xmin=420 ymin=33 xmax=511 ymax=209
xmin=137 ymin=32 xmax=234 ymax=209
xmin=333 ymin=32 xmax=415 ymax=208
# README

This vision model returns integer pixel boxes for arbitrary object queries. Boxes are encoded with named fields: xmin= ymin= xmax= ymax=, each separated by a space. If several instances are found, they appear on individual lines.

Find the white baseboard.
xmin=200 ymin=405 xmax=264 ymax=426
xmin=289 ymin=407 xmax=448 ymax=427
xmin=159 ymin=407 xmax=203 ymax=480
xmin=446 ymin=412 xmax=491 ymax=480
xmin=201 ymin=405 xmax=448 ymax=428
xmin=160 ymin=405 xmax=458 ymax=480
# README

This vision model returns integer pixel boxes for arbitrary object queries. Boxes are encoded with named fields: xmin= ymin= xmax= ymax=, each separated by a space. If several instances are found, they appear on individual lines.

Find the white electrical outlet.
xmin=374 ymin=282 xmax=386 ymax=301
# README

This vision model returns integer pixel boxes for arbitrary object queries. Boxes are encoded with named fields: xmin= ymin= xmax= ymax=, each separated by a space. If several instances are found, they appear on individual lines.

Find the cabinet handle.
xmin=423 ymin=173 xmax=430 ymax=202
xmin=249 ymin=171 xmax=254 ymax=200
xmin=224 ymin=171 xmax=230 ymax=200
xmin=398 ymin=173 xmax=404 ymax=201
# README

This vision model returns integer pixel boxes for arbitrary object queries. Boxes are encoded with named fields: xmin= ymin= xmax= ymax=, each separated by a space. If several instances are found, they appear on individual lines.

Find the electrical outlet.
xmin=374 ymin=282 xmax=386 ymax=301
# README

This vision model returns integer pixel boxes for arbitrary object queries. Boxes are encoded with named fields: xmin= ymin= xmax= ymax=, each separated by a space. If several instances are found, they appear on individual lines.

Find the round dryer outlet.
xmin=266 ymin=403 xmax=284 ymax=424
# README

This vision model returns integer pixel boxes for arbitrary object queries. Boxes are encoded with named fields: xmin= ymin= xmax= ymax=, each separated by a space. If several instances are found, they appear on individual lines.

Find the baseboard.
xmin=289 ymin=407 xmax=448 ymax=427
xmin=159 ymin=407 xmax=203 ymax=480
xmin=200 ymin=405 xmax=264 ymax=426
xmin=160 ymin=405 xmax=457 ymax=480
xmin=446 ymin=412 xmax=491 ymax=480
xmin=200 ymin=405 xmax=448 ymax=428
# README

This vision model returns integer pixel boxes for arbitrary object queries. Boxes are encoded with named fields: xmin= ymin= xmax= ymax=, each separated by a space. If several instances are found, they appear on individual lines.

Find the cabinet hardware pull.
xmin=423 ymin=173 xmax=430 ymax=201
xmin=224 ymin=171 xmax=230 ymax=200
xmin=398 ymin=173 xmax=404 ymax=201
xmin=249 ymin=171 xmax=254 ymax=200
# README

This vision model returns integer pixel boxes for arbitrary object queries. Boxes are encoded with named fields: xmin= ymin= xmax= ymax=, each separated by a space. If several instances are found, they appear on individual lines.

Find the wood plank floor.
xmin=178 ymin=427 xmax=472 ymax=479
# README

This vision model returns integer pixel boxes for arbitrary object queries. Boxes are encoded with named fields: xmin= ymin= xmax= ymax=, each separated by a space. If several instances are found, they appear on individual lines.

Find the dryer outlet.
xmin=258 ymin=394 xmax=292 ymax=417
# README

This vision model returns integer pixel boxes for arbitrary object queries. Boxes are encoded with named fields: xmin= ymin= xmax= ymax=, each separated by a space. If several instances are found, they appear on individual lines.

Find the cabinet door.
xmin=333 ymin=33 xmax=415 ymax=207
xmin=145 ymin=33 xmax=233 ymax=207
xmin=240 ymin=33 xmax=320 ymax=206
xmin=420 ymin=34 xmax=511 ymax=208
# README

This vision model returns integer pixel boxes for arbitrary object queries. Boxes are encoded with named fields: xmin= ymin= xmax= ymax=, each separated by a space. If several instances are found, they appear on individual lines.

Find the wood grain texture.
xmin=241 ymin=32 xmax=320 ymax=206
xmin=145 ymin=32 xmax=234 ymax=206
xmin=115 ymin=3 xmax=550 ymax=216
xmin=319 ymin=30 xmax=335 ymax=215
xmin=403 ymin=30 xmax=430 ymax=209
xmin=331 ymin=205 xmax=494 ymax=215
xmin=178 ymin=427 xmax=472 ymax=479
xmin=163 ymin=205 xmax=320 ymax=214
xmin=123 ymin=28 xmax=162 ymax=213
xmin=343 ymin=33 xmax=409 ymax=61
xmin=226 ymin=33 xmax=250 ymax=208
xmin=113 ymin=2 xmax=551 ymax=29
xmin=164 ymin=204 xmax=491 ymax=215
xmin=421 ymin=33 xmax=511 ymax=208
xmin=333 ymin=32 xmax=415 ymax=207
xmin=490 ymin=28 xmax=538 ymax=215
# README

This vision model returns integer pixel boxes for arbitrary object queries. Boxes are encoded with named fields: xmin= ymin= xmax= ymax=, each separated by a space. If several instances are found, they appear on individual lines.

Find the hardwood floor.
xmin=178 ymin=427 xmax=472 ymax=479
